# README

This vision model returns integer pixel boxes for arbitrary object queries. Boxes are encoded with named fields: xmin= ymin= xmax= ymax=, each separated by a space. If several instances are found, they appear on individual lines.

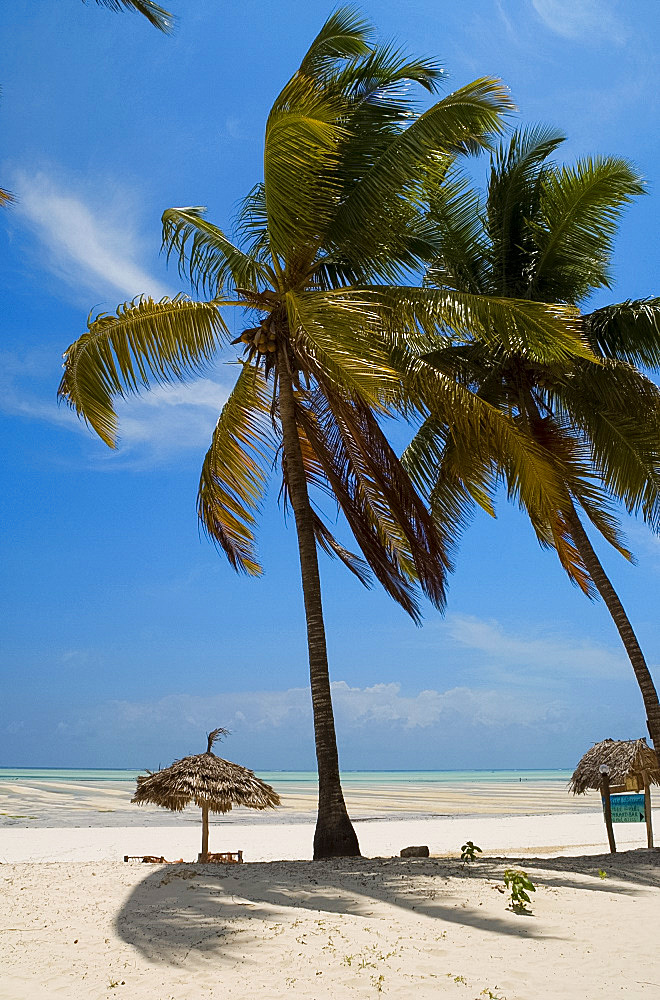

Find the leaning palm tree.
xmin=58 ymin=12 xmax=583 ymax=856
xmin=405 ymin=126 xmax=660 ymax=755
xmin=83 ymin=0 xmax=174 ymax=32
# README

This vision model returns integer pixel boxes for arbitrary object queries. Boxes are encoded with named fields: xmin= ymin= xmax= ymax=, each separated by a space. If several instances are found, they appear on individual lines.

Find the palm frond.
xmin=198 ymin=364 xmax=277 ymax=575
xmin=369 ymin=285 xmax=588 ymax=364
xmin=424 ymin=167 xmax=488 ymax=294
xmin=486 ymin=124 xmax=565 ymax=297
xmin=286 ymin=289 xmax=397 ymax=404
xmin=264 ymin=73 xmax=348 ymax=262
xmin=550 ymin=359 xmax=660 ymax=529
xmin=59 ymin=295 xmax=228 ymax=447
xmin=294 ymin=394 xmax=422 ymax=619
xmin=312 ymin=513 xmax=372 ymax=585
xmin=321 ymin=387 xmax=452 ymax=611
xmin=161 ymin=207 xmax=271 ymax=295
xmin=234 ymin=184 xmax=271 ymax=261
xmin=530 ymin=156 xmax=644 ymax=302
xmin=87 ymin=0 xmax=174 ymax=32
xmin=298 ymin=5 xmax=373 ymax=78
xmin=583 ymin=298 xmax=660 ymax=368
xmin=331 ymin=78 xmax=514 ymax=263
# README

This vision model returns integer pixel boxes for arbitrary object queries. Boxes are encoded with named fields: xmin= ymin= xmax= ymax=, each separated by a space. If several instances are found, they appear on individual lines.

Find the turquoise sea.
xmin=0 ymin=768 xmax=572 ymax=785
xmin=0 ymin=767 xmax=592 ymax=827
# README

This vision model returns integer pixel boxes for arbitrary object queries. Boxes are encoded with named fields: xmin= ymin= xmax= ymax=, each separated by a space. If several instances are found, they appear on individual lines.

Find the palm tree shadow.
xmin=112 ymin=852 xmax=658 ymax=967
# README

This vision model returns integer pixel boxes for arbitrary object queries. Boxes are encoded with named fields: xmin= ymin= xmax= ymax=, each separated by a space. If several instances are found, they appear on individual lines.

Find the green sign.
xmin=606 ymin=793 xmax=646 ymax=823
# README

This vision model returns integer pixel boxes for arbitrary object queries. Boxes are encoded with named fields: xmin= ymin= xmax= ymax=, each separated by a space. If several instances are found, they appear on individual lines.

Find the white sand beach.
xmin=2 ymin=808 xmax=660 ymax=1000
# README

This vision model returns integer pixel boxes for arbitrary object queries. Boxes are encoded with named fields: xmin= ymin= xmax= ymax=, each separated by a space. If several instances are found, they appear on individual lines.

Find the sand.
xmin=0 ymin=774 xmax=601 ymax=828
xmin=1 ymin=814 xmax=660 ymax=1000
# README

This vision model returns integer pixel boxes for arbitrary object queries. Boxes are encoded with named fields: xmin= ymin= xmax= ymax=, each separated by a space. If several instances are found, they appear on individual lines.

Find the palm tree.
xmin=84 ymin=0 xmax=174 ymax=32
xmin=405 ymin=126 xmax=660 ymax=756
xmin=58 ymin=13 xmax=581 ymax=856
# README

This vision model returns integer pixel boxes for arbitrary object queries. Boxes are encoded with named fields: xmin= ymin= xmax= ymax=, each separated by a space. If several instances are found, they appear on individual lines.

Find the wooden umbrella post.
xmin=600 ymin=770 xmax=616 ymax=854
xmin=200 ymin=805 xmax=210 ymax=862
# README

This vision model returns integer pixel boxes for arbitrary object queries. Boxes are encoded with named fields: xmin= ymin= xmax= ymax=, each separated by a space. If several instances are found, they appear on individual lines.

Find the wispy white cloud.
xmin=0 ymin=347 xmax=231 ymax=464
xmin=10 ymin=168 xmax=174 ymax=302
xmin=530 ymin=0 xmax=626 ymax=44
xmin=107 ymin=377 xmax=231 ymax=463
xmin=442 ymin=613 xmax=628 ymax=681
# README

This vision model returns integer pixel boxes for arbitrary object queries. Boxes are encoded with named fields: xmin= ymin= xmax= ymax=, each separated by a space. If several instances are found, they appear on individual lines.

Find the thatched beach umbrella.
xmin=569 ymin=738 xmax=660 ymax=795
xmin=132 ymin=729 xmax=280 ymax=861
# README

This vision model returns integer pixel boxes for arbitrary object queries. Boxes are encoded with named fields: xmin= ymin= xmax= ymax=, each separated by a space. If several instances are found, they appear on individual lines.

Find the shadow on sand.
xmin=115 ymin=849 xmax=659 ymax=966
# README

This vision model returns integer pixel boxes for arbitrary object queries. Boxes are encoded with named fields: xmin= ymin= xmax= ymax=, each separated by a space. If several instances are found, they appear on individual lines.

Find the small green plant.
xmin=460 ymin=841 xmax=482 ymax=863
xmin=480 ymin=990 xmax=506 ymax=999
xmin=371 ymin=973 xmax=385 ymax=993
xmin=454 ymin=974 xmax=468 ymax=984
xmin=503 ymin=869 xmax=535 ymax=912
xmin=597 ymin=869 xmax=608 ymax=879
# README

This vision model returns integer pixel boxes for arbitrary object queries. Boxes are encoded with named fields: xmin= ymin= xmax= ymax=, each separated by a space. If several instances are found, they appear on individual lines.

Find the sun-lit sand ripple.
xmin=0 ymin=774 xmax=603 ymax=828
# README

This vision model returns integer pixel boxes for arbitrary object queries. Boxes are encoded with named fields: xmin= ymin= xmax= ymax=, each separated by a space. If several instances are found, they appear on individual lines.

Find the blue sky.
xmin=1 ymin=0 xmax=659 ymax=771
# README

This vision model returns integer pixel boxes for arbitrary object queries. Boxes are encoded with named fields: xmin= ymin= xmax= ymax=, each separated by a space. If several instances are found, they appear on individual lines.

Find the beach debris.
xmin=503 ymin=868 xmax=535 ymax=913
xmin=131 ymin=728 xmax=280 ymax=862
xmin=400 ymin=845 xmax=429 ymax=858
xmin=460 ymin=840 xmax=482 ymax=863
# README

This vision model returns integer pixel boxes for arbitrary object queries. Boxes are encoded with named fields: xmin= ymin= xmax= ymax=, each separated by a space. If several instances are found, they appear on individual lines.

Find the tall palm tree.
xmin=405 ymin=126 xmax=660 ymax=756
xmin=58 ymin=14 xmax=581 ymax=856
xmin=84 ymin=0 xmax=174 ymax=32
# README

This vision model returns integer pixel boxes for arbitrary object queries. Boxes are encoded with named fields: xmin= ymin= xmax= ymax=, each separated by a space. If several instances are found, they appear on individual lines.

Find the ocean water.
xmin=0 ymin=768 xmax=572 ymax=785
xmin=0 ymin=767 xmax=592 ymax=827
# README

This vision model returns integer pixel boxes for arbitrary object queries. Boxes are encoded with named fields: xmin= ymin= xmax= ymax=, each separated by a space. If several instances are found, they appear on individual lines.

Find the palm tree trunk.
xmin=565 ymin=500 xmax=660 ymax=761
xmin=276 ymin=355 xmax=361 ymax=859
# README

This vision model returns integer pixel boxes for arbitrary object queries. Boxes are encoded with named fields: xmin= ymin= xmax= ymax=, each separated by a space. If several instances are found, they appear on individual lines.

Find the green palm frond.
xmin=401 ymin=356 xmax=577 ymax=525
xmin=234 ymin=184 xmax=270 ymax=262
xmin=425 ymin=167 xmax=488 ymax=294
xmin=286 ymin=289 xmax=397 ymax=404
xmin=298 ymin=5 xmax=373 ymax=77
xmin=369 ymin=285 xmax=587 ymax=364
xmin=550 ymin=359 xmax=660 ymax=529
xmin=331 ymin=78 xmax=514 ymax=263
xmin=87 ymin=0 xmax=174 ymax=32
xmin=198 ymin=364 xmax=277 ymax=575
xmin=264 ymin=74 xmax=348 ymax=262
xmin=530 ymin=156 xmax=644 ymax=302
xmin=583 ymin=298 xmax=660 ymax=368
xmin=59 ymin=295 xmax=228 ymax=447
xmin=486 ymin=125 xmax=565 ymax=296
xmin=0 ymin=186 xmax=14 ymax=206
xmin=161 ymin=207 xmax=272 ymax=295
xmin=331 ymin=41 xmax=443 ymax=108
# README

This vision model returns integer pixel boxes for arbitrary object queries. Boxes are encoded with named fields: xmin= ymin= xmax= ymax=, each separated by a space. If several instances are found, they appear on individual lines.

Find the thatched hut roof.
xmin=570 ymin=738 xmax=660 ymax=795
xmin=132 ymin=729 xmax=280 ymax=814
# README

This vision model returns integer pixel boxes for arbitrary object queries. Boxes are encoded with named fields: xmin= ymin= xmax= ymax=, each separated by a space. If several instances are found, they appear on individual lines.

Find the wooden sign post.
xmin=642 ymin=771 xmax=654 ymax=848
xmin=600 ymin=769 xmax=616 ymax=853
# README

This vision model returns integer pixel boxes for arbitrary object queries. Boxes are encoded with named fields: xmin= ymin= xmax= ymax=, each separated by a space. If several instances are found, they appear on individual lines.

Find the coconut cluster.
xmin=240 ymin=322 xmax=277 ymax=353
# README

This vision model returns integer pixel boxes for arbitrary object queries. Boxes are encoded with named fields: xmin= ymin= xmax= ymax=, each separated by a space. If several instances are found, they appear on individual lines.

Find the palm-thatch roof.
xmin=570 ymin=738 xmax=660 ymax=795
xmin=132 ymin=728 xmax=281 ymax=814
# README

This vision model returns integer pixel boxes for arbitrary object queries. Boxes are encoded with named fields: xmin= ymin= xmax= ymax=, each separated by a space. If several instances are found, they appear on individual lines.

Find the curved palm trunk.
xmin=276 ymin=356 xmax=361 ymax=859
xmin=565 ymin=501 xmax=660 ymax=761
